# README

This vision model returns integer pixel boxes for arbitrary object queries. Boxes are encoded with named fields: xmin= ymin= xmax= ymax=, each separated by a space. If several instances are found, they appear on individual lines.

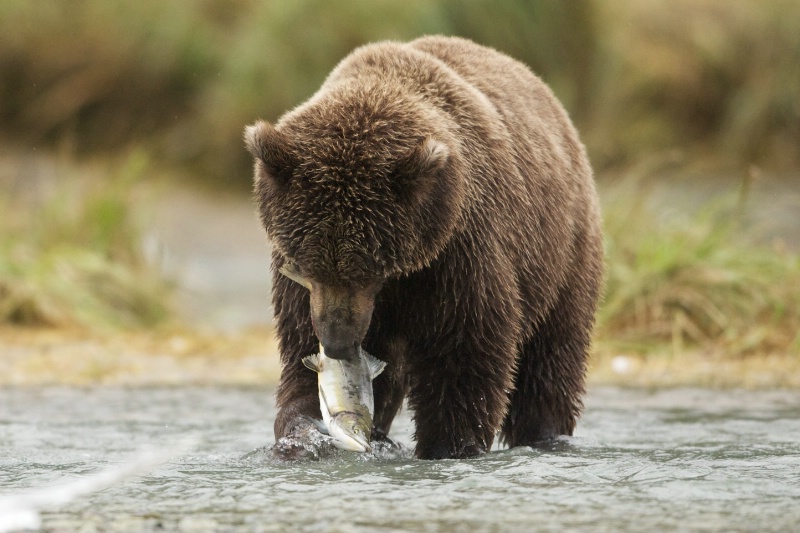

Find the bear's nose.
xmin=315 ymin=310 xmax=360 ymax=361
xmin=321 ymin=341 xmax=359 ymax=361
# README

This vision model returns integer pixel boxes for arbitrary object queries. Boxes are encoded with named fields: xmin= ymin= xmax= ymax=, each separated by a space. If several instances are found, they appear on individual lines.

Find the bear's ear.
xmin=244 ymin=120 xmax=297 ymax=185
xmin=394 ymin=138 xmax=450 ymax=202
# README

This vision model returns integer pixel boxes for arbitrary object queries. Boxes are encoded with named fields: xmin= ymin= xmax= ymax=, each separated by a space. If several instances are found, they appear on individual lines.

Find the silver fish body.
xmin=302 ymin=345 xmax=386 ymax=452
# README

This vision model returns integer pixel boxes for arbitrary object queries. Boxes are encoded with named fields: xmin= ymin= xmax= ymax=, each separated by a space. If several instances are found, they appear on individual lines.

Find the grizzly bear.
xmin=245 ymin=36 xmax=603 ymax=459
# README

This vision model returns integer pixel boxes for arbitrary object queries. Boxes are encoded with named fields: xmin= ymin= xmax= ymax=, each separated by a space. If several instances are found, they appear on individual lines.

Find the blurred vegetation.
xmin=600 ymin=176 xmax=800 ymax=358
xmin=591 ymin=0 xmax=800 ymax=169
xmin=0 ymin=153 xmax=171 ymax=329
xmin=1 ymin=0 xmax=799 ymax=187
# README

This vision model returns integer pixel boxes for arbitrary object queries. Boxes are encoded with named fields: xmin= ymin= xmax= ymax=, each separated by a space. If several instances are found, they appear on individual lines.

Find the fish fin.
xmin=298 ymin=415 xmax=328 ymax=435
xmin=363 ymin=350 xmax=387 ymax=379
xmin=311 ymin=418 xmax=329 ymax=435
xmin=302 ymin=354 xmax=321 ymax=373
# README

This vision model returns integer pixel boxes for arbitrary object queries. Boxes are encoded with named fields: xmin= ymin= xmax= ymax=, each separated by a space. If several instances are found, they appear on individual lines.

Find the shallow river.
xmin=2 ymin=387 xmax=799 ymax=532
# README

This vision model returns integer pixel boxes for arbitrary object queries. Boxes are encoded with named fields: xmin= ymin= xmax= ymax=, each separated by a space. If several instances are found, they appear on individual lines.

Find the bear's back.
xmin=408 ymin=36 xmax=589 ymax=182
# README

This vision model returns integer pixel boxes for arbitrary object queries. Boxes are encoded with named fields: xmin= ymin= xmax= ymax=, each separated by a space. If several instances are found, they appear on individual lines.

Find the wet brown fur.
xmin=246 ymin=36 xmax=603 ymax=459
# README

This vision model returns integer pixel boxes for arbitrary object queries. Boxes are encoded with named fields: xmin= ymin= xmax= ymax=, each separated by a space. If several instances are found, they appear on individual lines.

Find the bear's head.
xmin=245 ymin=84 xmax=465 ymax=359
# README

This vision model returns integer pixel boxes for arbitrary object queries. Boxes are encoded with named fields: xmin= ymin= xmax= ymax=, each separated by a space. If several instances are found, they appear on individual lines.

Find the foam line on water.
xmin=0 ymin=436 xmax=199 ymax=533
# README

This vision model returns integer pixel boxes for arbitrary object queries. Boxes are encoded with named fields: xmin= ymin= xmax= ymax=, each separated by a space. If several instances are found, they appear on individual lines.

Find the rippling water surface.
xmin=2 ymin=387 xmax=799 ymax=532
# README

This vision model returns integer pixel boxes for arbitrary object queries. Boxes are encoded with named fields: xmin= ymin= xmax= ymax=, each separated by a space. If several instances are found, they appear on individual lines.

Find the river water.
xmin=1 ymin=386 xmax=799 ymax=532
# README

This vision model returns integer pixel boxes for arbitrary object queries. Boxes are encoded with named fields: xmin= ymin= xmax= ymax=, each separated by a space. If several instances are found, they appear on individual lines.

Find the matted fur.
xmin=246 ymin=36 xmax=603 ymax=459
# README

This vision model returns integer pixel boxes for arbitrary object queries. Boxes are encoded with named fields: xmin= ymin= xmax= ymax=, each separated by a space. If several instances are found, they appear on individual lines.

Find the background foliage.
xmin=2 ymin=0 xmax=799 ymax=186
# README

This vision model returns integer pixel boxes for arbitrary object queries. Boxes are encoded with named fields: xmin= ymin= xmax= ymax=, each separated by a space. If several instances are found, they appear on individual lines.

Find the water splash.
xmin=241 ymin=430 xmax=412 ymax=463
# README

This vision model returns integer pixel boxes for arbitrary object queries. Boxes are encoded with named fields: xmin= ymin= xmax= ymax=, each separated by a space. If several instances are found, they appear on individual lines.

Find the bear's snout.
xmin=309 ymin=283 xmax=376 ymax=361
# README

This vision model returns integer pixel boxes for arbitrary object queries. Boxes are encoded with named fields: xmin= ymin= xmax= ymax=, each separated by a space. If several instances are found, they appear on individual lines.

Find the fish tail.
xmin=362 ymin=349 xmax=387 ymax=379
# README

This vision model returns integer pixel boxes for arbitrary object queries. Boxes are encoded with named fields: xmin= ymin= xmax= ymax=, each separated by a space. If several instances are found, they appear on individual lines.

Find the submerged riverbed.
xmin=2 ymin=387 xmax=799 ymax=532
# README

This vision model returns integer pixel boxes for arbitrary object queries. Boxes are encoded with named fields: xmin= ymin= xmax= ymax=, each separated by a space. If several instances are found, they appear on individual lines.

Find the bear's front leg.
xmin=408 ymin=340 xmax=516 ymax=460
xmin=269 ymin=361 xmax=330 ymax=460
xmin=274 ymin=389 xmax=321 ymax=439
xmin=269 ymin=264 xmax=327 ymax=460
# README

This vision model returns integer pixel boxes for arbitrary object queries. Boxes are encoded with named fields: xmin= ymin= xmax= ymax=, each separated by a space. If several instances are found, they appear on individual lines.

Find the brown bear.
xmin=245 ymin=36 xmax=603 ymax=460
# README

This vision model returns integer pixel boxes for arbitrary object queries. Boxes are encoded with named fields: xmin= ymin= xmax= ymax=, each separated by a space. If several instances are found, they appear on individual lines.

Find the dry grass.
xmin=0 ymin=152 xmax=171 ymax=329
xmin=598 ymin=174 xmax=800 ymax=360
xmin=589 ymin=350 xmax=800 ymax=389
xmin=0 ymin=325 xmax=280 ymax=386
xmin=2 ymin=323 xmax=796 ymax=388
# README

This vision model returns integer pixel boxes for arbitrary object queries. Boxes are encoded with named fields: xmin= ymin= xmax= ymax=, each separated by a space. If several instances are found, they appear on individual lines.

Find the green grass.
xmin=0 ymin=153 xmax=172 ymax=329
xmin=598 ymin=176 xmax=800 ymax=358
